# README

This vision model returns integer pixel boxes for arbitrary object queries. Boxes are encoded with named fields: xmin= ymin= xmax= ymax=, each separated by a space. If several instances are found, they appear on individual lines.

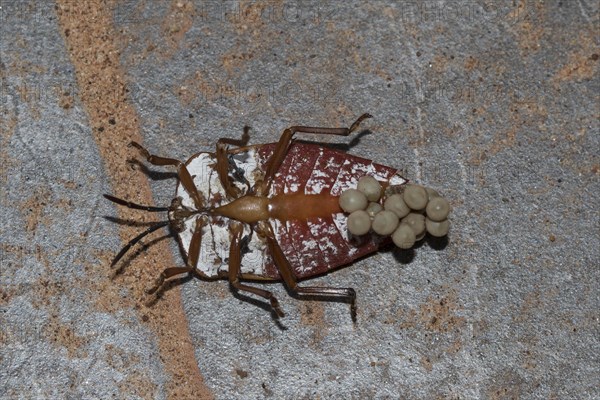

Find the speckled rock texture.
xmin=1 ymin=1 xmax=598 ymax=399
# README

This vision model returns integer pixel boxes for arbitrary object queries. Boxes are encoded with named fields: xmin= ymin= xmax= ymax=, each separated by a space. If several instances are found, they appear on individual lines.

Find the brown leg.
xmin=228 ymin=221 xmax=284 ymax=317
xmin=215 ymin=142 xmax=242 ymax=199
xmin=215 ymin=127 xmax=251 ymax=199
xmin=145 ymin=217 xmax=205 ymax=302
xmin=258 ymin=221 xmax=357 ymax=321
xmin=256 ymin=113 xmax=372 ymax=195
xmin=218 ymin=125 xmax=250 ymax=146
xmin=130 ymin=141 xmax=204 ymax=210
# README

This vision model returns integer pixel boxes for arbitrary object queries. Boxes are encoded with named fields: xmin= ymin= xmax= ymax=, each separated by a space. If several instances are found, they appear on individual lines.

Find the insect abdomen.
xmin=256 ymin=142 xmax=402 ymax=279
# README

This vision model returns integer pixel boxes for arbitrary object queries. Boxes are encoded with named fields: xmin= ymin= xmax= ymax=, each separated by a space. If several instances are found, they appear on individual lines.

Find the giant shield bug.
xmin=105 ymin=114 xmax=451 ymax=320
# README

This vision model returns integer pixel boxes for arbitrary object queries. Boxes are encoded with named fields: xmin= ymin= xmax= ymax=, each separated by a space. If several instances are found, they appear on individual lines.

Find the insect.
xmin=105 ymin=114 xmax=450 ymax=320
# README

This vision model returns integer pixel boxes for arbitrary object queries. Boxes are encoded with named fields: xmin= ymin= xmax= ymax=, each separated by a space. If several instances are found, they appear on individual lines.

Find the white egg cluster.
xmin=339 ymin=176 xmax=451 ymax=249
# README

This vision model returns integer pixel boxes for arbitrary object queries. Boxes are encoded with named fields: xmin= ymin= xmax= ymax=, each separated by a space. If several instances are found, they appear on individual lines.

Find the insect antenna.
xmin=104 ymin=194 xmax=173 ymax=267
xmin=109 ymin=220 xmax=171 ymax=268
xmin=103 ymin=194 xmax=170 ymax=212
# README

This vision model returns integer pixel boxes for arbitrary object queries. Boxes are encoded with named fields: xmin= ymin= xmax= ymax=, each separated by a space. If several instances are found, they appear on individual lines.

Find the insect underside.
xmin=105 ymin=114 xmax=451 ymax=320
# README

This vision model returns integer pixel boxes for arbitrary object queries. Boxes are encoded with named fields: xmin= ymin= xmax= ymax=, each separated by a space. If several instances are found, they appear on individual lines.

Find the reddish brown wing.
xmin=255 ymin=142 xmax=399 ymax=280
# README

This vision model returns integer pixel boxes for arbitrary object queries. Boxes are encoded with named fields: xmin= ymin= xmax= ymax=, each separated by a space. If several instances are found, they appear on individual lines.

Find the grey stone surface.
xmin=1 ymin=1 xmax=598 ymax=399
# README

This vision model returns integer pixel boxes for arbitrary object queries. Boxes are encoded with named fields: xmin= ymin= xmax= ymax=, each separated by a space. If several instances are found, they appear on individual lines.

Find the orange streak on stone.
xmin=55 ymin=1 xmax=212 ymax=398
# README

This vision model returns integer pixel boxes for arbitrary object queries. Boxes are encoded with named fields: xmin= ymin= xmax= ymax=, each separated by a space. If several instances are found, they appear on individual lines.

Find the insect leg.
xmin=259 ymin=222 xmax=357 ymax=321
xmin=130 ymin=141 xmax=204 ymax=210
xmin=256 ymin=113 xmax=372 ymax=195
xmin=228 ymin=222 xmax=285 ymax=317
xmin=216 ymin=143 xmax=242 ymax=199
xmin=145 ymin=217 xmax=204 ymax=302
xmin=218 ymin=125 xmax=250 ymax=147
xmin=215 ymin=127 xmax=251 ymax=199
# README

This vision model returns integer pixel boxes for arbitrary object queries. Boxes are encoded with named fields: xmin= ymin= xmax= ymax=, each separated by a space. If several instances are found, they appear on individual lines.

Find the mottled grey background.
xmin=1 ymin=1 xmax=598 ymax=399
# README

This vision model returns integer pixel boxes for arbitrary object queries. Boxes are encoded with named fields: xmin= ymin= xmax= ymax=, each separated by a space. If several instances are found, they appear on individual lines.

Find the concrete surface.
xmin=1 ymin=1 xmax=598 ymax=399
